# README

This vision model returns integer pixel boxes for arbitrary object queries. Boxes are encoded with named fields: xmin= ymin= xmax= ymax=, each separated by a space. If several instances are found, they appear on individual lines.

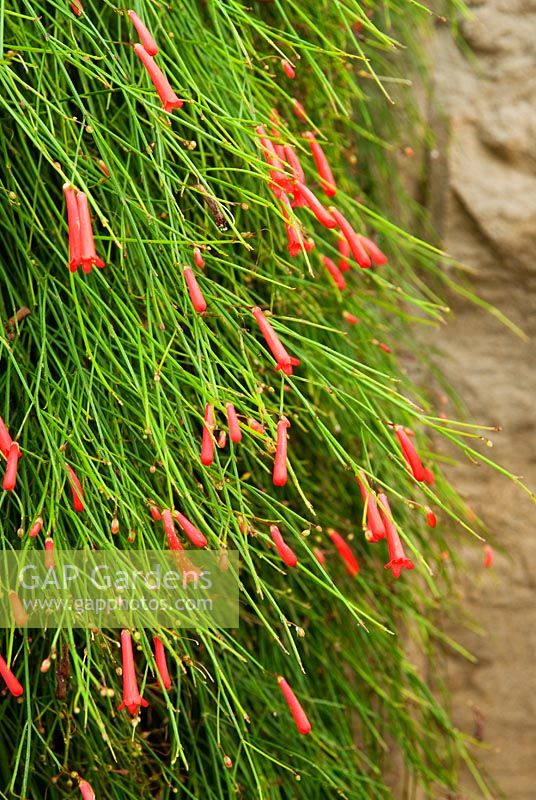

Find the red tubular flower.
xmin=161 ymin=509 xmax=183 ymax=551
xmin=247 ymin=418 xmax=266 ymax=434
xmin=328 ymin=529 xmax=360 ymax=576
xmin=0 ymin=654 xmax=23 ymax=697
xmin=28 ymin=516 xmax=43 ymax=538
xmin=71 ymin=0 xmax=83 ymax=17
xmin=98 ymin=160 xmax=110 ymax=178
xmin=173 ymin=510 xmax=207 ymax=548
xmin=321 ymin=255 xmax=346 ymax=291
xmin=328 ymin=207 xmax=371 ymax=268
xmin=225 ymin=403 xmax=242 ymax=443
xmin=252 ymin=307 xmax=300 ymax=376
xmin=2 ymin=442 xmax=20 ymax=491
xmin=44 ymin=537 xmax=55 ymax=570
xmin=313 ymin=548 xmax=326 ymax=565
xmin=394 ymin=425 xmax=426 ymax=482
xmin=377 ymin=341 xmax=391 ymax=353
xmin=277 ymin=676 xmax=311 ymax=734
xmin=149 ymin=503 xmax=162 ymax=521
xmin=338 ymin=235 xmax=351 ymax=272
xmin=356 ymin=472 xmax=386 ymax=542
xmin=273 ymin=417 xmax=290 ymax=487
xmin=483 ymin=544 xmax=494 ymax=568
xmin=255 ymin=126 xmax=289 ymax=194
xmin=292 ymin=98 xmax=307 ymax=121
xmin=79 ymin=779 xmax=96 ymax=800
xmin=193 ymin=247 xmax=205 ymax=268
xmin=134 ymin=43 xmax=183 ymax=112
xmin=128 ymin=10 xmax=158 ymax=56
xmin=63 ymin=184 xmax=81 ymax=272
xmin=283 ymin=145 xmax=305 ymax=192
xmin=76 ymin=192 xmax=105 ymax=273
xmin=425 ymin=507 xmax=437 ymax=528
xmin=153 ymin=636 xmax=172 ymax=689
xmin=66 ymin=464 xmax=84 ymax=512
xmin=423 ymin=468 xmax=435 ymax=485
xmin=303 ymin=131 xmax=337 ymax=197
xmin=358 ymin=235 xmax=387 ymax=266
xmin=281 ymin=59 xmax=295 ymax=79
xmin=200 ymin=403 xmax=215 ymax=466
xmin=343 ymin=311 xmax=359 ymax=325
xmin=270 ymin=525 xmax=297 ymax=567
xmin=377 ymin=493 xmax=414 ymax=578
xmin=117 ymin=629 xmax=149 ymax=715
xmin=296 ymin=183 xmax=337 ymax=228
xmin=0 ymin=417 xmax=12 ymax=456
xmin=184 ymin=267 xmax=207 ymax=313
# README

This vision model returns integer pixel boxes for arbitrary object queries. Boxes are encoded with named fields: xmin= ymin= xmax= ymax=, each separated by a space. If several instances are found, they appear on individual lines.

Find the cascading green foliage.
xmin=0 ymin=1 xmax=508 ymax=798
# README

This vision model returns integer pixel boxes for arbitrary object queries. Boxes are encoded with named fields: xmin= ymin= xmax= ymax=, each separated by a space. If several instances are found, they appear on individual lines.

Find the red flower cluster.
xmin=63 ymin=185 xmax=105 ymax=273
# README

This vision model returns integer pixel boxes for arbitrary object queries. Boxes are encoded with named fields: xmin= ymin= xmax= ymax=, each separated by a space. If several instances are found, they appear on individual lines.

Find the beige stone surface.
xmin=429 ymin=2 xmax=536 ymax=797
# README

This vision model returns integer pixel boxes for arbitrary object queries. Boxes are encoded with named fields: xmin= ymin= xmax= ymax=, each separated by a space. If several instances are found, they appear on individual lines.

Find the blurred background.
xmin=428 ymin=3 xmax=536 ymax=797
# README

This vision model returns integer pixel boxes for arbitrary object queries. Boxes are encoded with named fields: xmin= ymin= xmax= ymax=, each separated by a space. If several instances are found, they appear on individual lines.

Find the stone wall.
xmin=429 ymin=3 xmax=536 ymax=798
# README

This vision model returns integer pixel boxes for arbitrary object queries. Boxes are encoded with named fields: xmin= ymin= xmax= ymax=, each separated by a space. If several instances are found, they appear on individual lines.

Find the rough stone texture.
xmin=429 ymin=3 xmax=536 ymax=798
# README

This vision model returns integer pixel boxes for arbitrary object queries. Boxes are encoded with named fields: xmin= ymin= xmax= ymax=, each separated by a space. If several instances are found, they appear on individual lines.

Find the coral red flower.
xmin=376 ymin=341 xmax=391 ymax=353
xmin=2 ymin=442 xmax=20 ymax=491
xmin=173 ymin=510 xmax=207 ymax=548
xmin=342 ymin=311 xmax=359 ymax=325
xmin=66 ymin=464 xmax=84 ymax=512
xmin=161 ymin=509 xmax=183 ymax=551
xmin=252 ymin=307 xmax=300 ymax=376
xmin=98 ymin=160 xmax=110 ymax=178
xmin=277 ymin=676 xmax=311 ymax=734
xmin=328 ymin=529 xmax=360 ymax=576
xmin=394 ymin=425 xmax=426 ymax=482
xmin=338 ymin=235 xmax=351 ymax=272
xmin=313 ymin=547 xmax=326 ymax=565
xmin=483 ymin=544 xmax=494 ymax=568
xmin=149 ymin=503 xmax=161 ymax=521
xmin=283 ymin=146 xmax=305 ymax=197
xmin=225 ymin=403 xmax=242 ymax=443
xmin=134 ymin=43 xmax=183 ymax=112
xmin=255 ymin=126 xmax=289 ymax=194
xmin=356 ymin=472 xmax=386 ymax=542
xmin=117 ymin=629 xmax=149 ymax=715
xmin=184 ymin=267 xmax=207 ymax=313
xmin=273 ymin=417 xmax=290 ymax=487
xmin=321 ymin=255 xmax=346 ymax=290
xmin=28 ymin=516 xmax=43 ymax=538
xmin=71 ymin=0 xmax=83 ymax=17
xmin=422 ymin=468 xmax=435 ymax=485
xmin=358 ymin=235 xmax=387 ymax=266
xmin=281 ymin=59 xmax=295 ymax=79
xmin=270 ymin=525 xmax=298 ymax=567
xmin=128 ymin=9 xmax=158 ymax=56
xmin=296 ymin=183 xmax=337 ymax=228
xmin=328 ymin=207 xmax=371 ymax=268
xmin=292 ymin=98 xmax=307 ymax=121
xmin=0 ymin=654 xmax=23 ymax=697
xmin=78 ymin=779 xmax=95 ymax=800
xmin=76 ymin=192 xmax=105 ymax=273
xmin=193 ymin=247 xmax=205 ymax=268
xmin=200 ymin=403 xmax=215 ymax=466
xmin=247 ymin=418 xmax=266 ymax=434
xmin=377 ymin=493 xmax=414 ymax=578
xmin=303 ymin=131 xmax=337 ymax=197
xmin=44 ymin=537 xmax=55 ymax=570
xmin=425 ymin=507 xmax=437 ymax=528
xmin=153 ymin=636 xmax=172 ymax=689
xmin=0 ymin=417 xmax=12 ymax=456
xmin=63 ymin=184 xmax=81 ymax=272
